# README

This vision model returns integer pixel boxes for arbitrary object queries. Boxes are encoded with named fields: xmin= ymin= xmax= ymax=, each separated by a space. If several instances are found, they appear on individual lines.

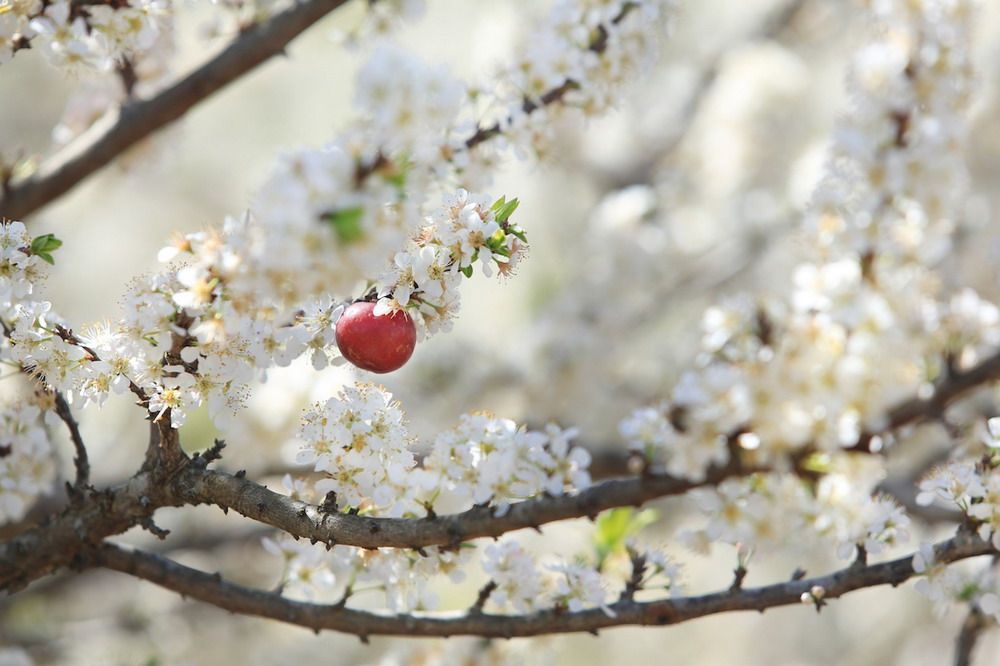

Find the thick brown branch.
xmin=176 ymin=462 xmax=747 ymax=550
xmin=0 ymin=471 xmax=165 ymax=593
xmin=0 ymin=0 xmax=353 ymax=220
xmin=93 ymin=533 xmax=994 ymax=638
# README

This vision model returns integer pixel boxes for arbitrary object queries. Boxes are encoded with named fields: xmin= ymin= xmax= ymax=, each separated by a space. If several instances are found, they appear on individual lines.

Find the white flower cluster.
xmin=0 ymin=0 xmax=168 ymax=70
xmin=0 ymin=401 xmax=56 ymax=524
xmin=912 ymin=544 xmax=1000 ymax=621
xmin=916 ymin=424 xmax=1000 ymax=550
xmin=262 ymin=502 xmax=470 ymax=610
xmin=619 ymin=0 xmax=990 ymax=482
xmin=481 ymin=541 xmax=547 ymax=613
xmin=483 ymin=0 xmax=674 ymax=160
xmin=480 ymin=538 xmax=681 ymax=616
xmin=262 ymin=529 xmax=336 ymax=599
xmin=0 ymin=222 xmax=115 ymax=409
xmin=422 ymin=416 xmax=591 ymax=516
xmin=296 ymin=383 xmax=415 ymax=516
xmin=548 ymin=561 xmax=611 ymax=614
xmin=681 ymin=464 xmax=910 ymax=560
xmin=296 ymin=383 xmax=592 ymax=517
xmin=376 ymin=0 xmax=676 ymax=191
xmin=354 ymin=0 xmax=425 ymax=39
xmin=270 ymin=381 xmax=601 ymax=614
xmin=375 ymin=189 xmax=528 ymax=336
xmin=355 ymin=43 xmax=464 ymax=160
xmin=265 ymin=516 xmax=680 ymax=618
xmin=0 ymin=220 xmax=46 ymax=318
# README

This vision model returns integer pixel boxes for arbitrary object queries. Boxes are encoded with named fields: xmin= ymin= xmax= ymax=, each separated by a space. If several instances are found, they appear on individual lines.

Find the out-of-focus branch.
xmin=93 ymin=532 xmax=994 ymax=638
xmin=849 ymin=350 xmax=1000 ymax=453
xmin=0 ymin=0 xmax=354 ymax=220
xmin=878 ymin=476 xmax=963 ymax=525
xmin=955 ymin=607 xmax=991 ymax=666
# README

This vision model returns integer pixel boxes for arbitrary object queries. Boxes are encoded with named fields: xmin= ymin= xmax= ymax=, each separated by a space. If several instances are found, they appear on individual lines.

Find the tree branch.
xmin=0 ymin=470 xmax=165 ymax=593
xmin=847 ymin=349 xmax=1000 ymax=453
xmin=4 ymin=344 xmax=999 ymax=591
xmin=955 ymin=607 xmax=991 ymax=666
xmin=52 ymin=390 xmax=89 ymax=491
xmin=180 ymin=347 xmax=1000 ymax=550
xmin=461 ymin=2 xmax=635 ymax=152
xmin=176 ymin=461 xmax=748 ymax=550
xmin=0 ymin=0 xmax=354 ymax=220
xmin=93 ymin=532 xmax=995 ymax=638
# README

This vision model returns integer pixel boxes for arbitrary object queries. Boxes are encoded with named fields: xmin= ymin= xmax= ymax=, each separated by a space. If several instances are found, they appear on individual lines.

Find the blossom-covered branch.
xmin=92 ymin=532 xmax=995 ymax=638
xmin=177 ymin=464 xmax=735 ymax=551
xmin=6 ymin=332 xmax=995 ymax=593
xmin=182 ymin=340 xmax=1000 ymax=550
xmin=0 ymin=0 xmax=354 ymax=220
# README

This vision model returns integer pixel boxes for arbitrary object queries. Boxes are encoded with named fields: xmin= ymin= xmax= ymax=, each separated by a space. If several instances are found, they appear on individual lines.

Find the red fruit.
xmin=335 ymin=301 xmax=416 ymax=373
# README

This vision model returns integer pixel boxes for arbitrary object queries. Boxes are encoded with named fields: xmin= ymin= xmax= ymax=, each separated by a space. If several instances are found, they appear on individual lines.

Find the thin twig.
xmin=52 ymin=390 xmax=89 ymax=491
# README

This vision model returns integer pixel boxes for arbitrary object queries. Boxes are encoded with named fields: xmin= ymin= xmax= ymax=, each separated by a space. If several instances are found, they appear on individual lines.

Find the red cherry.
xmin=335 ymin=301 xmax=417 ymax=373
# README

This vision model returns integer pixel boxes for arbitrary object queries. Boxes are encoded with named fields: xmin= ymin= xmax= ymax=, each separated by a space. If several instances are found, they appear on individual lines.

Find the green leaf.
xmin=490 ymin=196 xmax=520 ymax=224
xmin=460 ymin=264 xmax=473 ymax=278
xmin=324 ymin=207 xmax=365 ymax=244
xmin=30 ymin=233 xmax=62 ymax=264
xmin=495 ymin=199 xmax=520 ymax=224
xmin=593 ymin=507 xmax=658 ymax=569
xmin=31 ymin=233 xmax=62 ymax=253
